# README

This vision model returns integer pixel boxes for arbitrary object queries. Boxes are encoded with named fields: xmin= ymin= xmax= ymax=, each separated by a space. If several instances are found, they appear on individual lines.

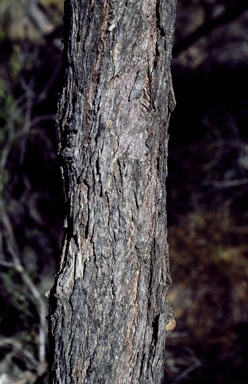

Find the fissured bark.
xmin=49 ymin=1 xmax=176 ymax=383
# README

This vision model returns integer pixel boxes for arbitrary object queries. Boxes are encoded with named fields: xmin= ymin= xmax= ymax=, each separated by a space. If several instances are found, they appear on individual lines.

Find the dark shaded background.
xmin=0 ymin=1 xmax=248 ymax=383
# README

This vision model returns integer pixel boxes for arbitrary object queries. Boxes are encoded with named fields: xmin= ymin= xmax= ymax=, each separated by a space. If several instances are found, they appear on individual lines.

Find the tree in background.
xmin=48 ymin=0 xmax=177 ymax=383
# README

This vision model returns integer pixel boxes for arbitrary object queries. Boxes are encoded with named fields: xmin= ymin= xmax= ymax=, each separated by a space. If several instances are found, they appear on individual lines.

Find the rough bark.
xmin=49 ymin=0 xmax=177 ymax=383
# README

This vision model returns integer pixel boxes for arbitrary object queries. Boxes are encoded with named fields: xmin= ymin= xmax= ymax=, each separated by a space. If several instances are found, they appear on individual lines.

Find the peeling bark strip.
xmin=49 ymin=1 xmax=177 ymax=383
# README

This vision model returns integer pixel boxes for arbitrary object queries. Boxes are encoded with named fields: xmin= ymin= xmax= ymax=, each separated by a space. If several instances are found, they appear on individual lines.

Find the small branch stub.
xmin=165 ymin=319 xmax=176 ymax=332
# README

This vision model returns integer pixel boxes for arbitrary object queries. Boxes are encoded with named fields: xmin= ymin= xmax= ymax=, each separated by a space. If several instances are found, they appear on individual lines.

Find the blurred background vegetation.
xmin=0 ymin=0 xmax=248 ymax=383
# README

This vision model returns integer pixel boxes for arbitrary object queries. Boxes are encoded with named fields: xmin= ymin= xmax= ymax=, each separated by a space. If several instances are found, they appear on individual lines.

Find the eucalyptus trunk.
xmin=49 ymin=0 xmax=177 ymax=383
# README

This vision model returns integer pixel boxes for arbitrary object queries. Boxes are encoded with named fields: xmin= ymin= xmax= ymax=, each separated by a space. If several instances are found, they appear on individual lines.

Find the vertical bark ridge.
xmin=49 ymin=0 xmax=177 ymax=383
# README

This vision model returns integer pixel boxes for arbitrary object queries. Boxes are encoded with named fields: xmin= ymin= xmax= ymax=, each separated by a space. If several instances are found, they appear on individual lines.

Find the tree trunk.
xmin=49 ymin=0 xmax=177 ymax=383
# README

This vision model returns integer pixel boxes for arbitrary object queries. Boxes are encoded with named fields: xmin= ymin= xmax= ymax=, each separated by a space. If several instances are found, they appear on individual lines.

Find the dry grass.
xmin=165 ymin=209 xmax=248 ymax=383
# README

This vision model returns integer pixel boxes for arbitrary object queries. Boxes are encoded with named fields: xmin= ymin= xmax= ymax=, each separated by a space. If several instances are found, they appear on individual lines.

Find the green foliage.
xmin=0 ymin=87 xmax=15 ymax=126
xmin=9 ymin=44 xmax=22 ymax=81
xmin=1 ymin=269 xmax=32 ymax=325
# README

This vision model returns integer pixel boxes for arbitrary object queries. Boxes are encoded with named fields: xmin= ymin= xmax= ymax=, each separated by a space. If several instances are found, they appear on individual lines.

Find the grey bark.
xmin=49 ymin=0 xmax=177 ymax=383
